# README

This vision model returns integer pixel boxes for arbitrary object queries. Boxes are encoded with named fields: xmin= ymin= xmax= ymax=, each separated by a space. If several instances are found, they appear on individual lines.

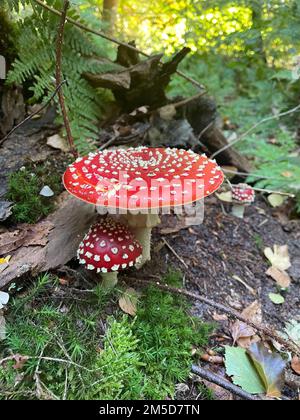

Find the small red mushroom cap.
xmin=232 ymin=184 xmax=255 ymax=204
xmin=63 ymin=147 xmax=224 ymax=210
xmin=77 ymin=219 xmax=142 ymax=273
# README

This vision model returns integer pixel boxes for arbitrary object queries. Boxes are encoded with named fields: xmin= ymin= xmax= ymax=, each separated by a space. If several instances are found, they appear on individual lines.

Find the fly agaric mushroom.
xmin=231 ymin=183 xmax=255 ymax=218
xmin=77 ymin=218 xmax=142 ymax=288
xmin=64 ymin=147 xmax=224 ymax=267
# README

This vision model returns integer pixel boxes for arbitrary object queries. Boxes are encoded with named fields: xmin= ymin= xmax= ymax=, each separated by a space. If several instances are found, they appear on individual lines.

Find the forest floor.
xmin=1 ymin=122 xmax=300 ymax=400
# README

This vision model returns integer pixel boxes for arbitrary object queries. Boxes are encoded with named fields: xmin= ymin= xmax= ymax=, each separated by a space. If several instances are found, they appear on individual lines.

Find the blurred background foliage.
xmin=2 ymin=0 xmax=300 ymax=208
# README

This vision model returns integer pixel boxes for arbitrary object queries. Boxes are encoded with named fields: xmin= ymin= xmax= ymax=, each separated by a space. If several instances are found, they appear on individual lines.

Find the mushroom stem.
xmin=101 ymin=272 xmax=118 ymax=288
xmin=231 ymin=204 xmax=246 ymax=218
xmin=121 ymin=213 xmax=161 ymax=268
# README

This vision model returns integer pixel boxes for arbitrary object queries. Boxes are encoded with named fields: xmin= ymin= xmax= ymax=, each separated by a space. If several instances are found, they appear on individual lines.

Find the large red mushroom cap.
xmin=77 ymin=218 xmax=142 ymax=273
xmin=63 ymin=147 xmax=224 ymax=210
xmin=232 ymin=183 xmax=255 ymax=204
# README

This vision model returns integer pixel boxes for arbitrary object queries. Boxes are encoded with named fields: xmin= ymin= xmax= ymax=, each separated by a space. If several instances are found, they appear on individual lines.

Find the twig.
xmin=191 ymin=365 xmax=263 ymax=400
xmin=63 ymin=368 xmax=68 ymax=401
xmin=56 ymin=0 xmax=77 ymax=158
xmin=0 ymin=355 xmax=92 ymax=372
xmin=198 ymin=121 xmax=214 ymax=141
xmin=124 ymin=278 xmax=300 ymax=357
xmin=170 ymin=91 xmax=207 ymax=109
xmin=162 ymin=238 xmax=189 ymax=270
xmin=33 ymin=0 xmax=203 ymax=90
xmin=222 ymin=168 xmax=282 ymax=181
xmin=0 ymin=81 xmax=66 ymax=147
xmin=212 ymin=104 xmax=300 ymax=159
xmin=99 ymin=134 xmax=119 ymax=151
xmin=252 ymin=187 xmax=295 ymax=198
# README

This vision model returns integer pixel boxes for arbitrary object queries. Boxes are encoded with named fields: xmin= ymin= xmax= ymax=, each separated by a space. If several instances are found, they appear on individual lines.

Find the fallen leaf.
xmin=230 ymin=301 xmax=262 ymax=348
xmin=247 ymin=342 xmax=286 ymax=398
xmin=267 ymin=194 xmax=287 ymax=208
xmin=213 ymin=312 xmax=228 ymax=321
xmin=216 ymin=191 xmax=233 ymax=203
xmin=0 ymin=255 xmax=11 ymax=265
xmin=242 ymin=300 xmax=262 ymax=324
xmin=291 ymin=356 xmax=300 ymax=375
xmin=266 ymin=266 xmax=291 ymax=288
xmin=281 ymin=171 xmax=293 ymax=178
xmin=224 ymin=346 xmax=265 ymax=394
xmin=268 ymin=293 xmax=285 ymax=305
xmin=47 ymin=134 xmax=70 ymax=152
xmin=119 ymin=288 xmax=139 ymax=316
xmin=231 ymin=322 xmax=256 ymax=346
xmin=282 ymin=321 xmax=300 ymax=346
xmin=264 ymin=245 xmax=291 ymax=271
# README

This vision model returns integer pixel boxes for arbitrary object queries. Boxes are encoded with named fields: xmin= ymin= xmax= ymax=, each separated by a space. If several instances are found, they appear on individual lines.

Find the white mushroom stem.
xmin=121 ymin=213 xmax=161 ymax=268
xmin=231 ymin=204 xmax=247 ymax=218
xmin=101 ymin=272 xmax=118 ymax=288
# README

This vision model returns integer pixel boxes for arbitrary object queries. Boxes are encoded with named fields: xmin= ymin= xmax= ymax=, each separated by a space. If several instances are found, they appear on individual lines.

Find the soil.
xmin=138 ymin=196 xmax=300 ymax=328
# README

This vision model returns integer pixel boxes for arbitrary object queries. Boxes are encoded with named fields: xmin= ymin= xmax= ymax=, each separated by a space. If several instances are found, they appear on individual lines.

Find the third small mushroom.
xmin=64 ymin=147 xmax=224 ymax=283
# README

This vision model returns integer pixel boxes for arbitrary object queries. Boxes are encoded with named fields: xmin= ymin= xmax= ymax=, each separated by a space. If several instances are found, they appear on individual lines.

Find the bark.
xmin=103 ymin=0 xmax=119 ymax=33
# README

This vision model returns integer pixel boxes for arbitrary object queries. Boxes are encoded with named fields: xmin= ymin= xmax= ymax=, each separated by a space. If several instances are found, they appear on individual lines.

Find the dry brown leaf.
xmin=291 ymin=356 xmax=300 ymax=376
xmin=266 ymin=266 xmax=291 ymax=288
xmin=212 ymin=312 xmax=228 ymax=322
xmin=242 ymin=300 xmax=262 ymax=324
xmin=118 ymin=288 xmax=139 ymax=316
xmin=231 ymin=301 xmax=262 ymax=348
xmin=231 ymin=321 xmax=256 ymax=346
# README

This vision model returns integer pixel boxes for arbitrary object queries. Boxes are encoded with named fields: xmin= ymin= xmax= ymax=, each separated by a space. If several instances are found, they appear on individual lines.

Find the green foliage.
xmin=5 ymin=0 xmax=120 ymax=154
xmin=170 ymin=53 xmax=300 ymax=210
xmin=0 ymin=272 xmax=213 ymax=400
xmin=6 ymin=164 xmax=62 ymax=223
xmin=132 ymin=284 xmax=214 ymax=399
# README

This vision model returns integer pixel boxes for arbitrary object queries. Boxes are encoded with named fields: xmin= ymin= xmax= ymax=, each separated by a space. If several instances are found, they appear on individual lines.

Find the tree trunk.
xmin=103 ymin=0 xmax=119 ymax=33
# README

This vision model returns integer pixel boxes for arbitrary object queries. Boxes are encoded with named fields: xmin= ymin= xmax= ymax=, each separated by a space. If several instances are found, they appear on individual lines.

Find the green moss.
xmin=0 ymin=272 xmax=213 ymax=400
xmin=6 ymin=164 xmax=62 ymax=224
